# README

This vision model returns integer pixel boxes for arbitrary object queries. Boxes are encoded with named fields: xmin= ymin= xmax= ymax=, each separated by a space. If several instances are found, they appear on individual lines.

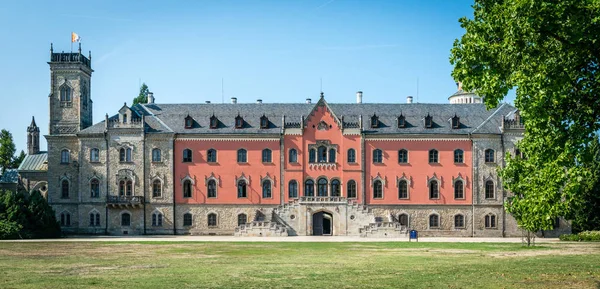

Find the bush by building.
xmin=559 ymin=231 xmax=600 ymax=242
xmin=0 ymin=189 xmax=61 ymax=239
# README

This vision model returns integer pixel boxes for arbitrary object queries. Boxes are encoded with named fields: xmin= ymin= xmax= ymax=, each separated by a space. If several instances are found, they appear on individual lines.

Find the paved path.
xmin=0 ymin=235 xmax=560 ymax=243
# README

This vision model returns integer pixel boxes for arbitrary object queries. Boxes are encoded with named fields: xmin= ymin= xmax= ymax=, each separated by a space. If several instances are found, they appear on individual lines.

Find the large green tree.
xmin=132 ymin=83 xmax=150 ymax=105
xmin=450 ymin=0 xmax=600 ymax=235
xmin=0 ymin=129 xmax=16 ymax=174
xmin=571 ymin=137 xmax=600 ymax=233
xmin=0 ymin=189 xmax=60 ymax=239
xmin=11 ymin=150 xmax=25 ymax=169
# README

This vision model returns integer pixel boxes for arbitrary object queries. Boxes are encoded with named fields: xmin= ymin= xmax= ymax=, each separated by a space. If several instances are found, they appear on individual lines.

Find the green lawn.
xmin=0 ymin=241 xmax=599 ymax=288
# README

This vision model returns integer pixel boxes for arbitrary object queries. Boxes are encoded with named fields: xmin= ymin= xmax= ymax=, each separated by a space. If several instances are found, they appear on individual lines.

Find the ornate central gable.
xmin=303 ymin=93 xmax=342 ymax=129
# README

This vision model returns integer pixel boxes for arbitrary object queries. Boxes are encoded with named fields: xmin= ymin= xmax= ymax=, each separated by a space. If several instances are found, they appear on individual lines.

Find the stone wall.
xmin=174 ymin=205 xmax=277 ymax=235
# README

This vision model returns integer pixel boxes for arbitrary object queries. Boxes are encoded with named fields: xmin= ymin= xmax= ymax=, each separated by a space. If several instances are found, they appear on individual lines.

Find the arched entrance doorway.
xmin=312 ymin=211 xmax=333 ymax=236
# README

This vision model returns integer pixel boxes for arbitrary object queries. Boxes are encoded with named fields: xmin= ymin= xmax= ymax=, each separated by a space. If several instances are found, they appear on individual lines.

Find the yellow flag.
xmin=71 ymin=32 xmax=81 ymax=43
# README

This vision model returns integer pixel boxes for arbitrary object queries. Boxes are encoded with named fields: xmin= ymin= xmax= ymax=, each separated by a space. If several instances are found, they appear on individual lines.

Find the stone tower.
xmin=27 ymin=116 xmax=40 ymax=155
xmin=48 ymin=43 xmax=93 ymax=135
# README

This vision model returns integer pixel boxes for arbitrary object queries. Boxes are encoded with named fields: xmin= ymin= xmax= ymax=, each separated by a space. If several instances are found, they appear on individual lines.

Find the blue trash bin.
xmin=409 ymin=230 xmax=418 ymax=242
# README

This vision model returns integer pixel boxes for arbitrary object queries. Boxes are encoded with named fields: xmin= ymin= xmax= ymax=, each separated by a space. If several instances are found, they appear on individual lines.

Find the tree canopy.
xmin=132 ymin=83 xmax=150 ymax=105
xmin=450 ymin=0 xmax=600 ymax=233
xmin=0 ymin=189 xmax=61 ymax=239
xmin=0 ymin=129 xmax=16 ymax=174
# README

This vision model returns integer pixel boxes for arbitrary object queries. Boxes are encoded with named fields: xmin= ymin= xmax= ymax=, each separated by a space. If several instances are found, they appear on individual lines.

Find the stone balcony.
xmin=107 ymin=195 xmax=144 ymax=208
xmin=298 ymin=196 xmax=347 ymax=204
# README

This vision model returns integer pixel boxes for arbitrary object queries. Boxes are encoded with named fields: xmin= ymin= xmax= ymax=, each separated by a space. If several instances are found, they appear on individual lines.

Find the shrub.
xmin=559 ymin=231 xmax=600 ymax=242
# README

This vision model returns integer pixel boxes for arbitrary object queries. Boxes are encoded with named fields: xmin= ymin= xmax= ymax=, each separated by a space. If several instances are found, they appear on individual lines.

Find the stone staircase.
xmin=234 ymin=221 xmax=288 ymax=237
xmin=359 ymin=222 xmax=407 ymax=238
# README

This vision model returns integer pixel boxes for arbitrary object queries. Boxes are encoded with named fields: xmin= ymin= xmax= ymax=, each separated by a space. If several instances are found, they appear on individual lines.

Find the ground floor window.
xmin=183 ymin=213 xmax=193 ymax=226
xmin=238 ymin=213 xmax=247 ymax=226
xmin=121 ymin=213 xmax=131 ymax=226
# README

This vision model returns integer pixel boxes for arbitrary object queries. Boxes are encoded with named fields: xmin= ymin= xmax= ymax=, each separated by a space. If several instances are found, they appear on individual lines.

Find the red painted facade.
xmin=174 ymin=104 xmax=473 ymax=206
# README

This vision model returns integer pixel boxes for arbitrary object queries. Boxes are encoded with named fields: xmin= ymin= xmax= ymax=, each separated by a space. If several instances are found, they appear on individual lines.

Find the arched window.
xmin=373 ymin=180 xmax=383 ymax=199
xmin=309 ymin=149 xmax=316 ymax=163
xmin=152 ymin=148 xmax=162 ymax=162
xmin=262 ymin=180 xmax=272 ymax=198
xmin=455 ymin=214 xmax=465 ymax=228
xmin=237 ymin=149 xmax=247 ymax=163
xmin=238 ymin=213 xmax=247 ymax=226
xmin=60 ymin=212 xmax=71 ymax=226
xmin=454 ymin=180 xmax=464 ymax=199
xmin=207 ymin=179 xmax=217 ymax=198
xmin=207 ymin=213 xmax=217 ymax=227
xmin=289 ymin=149 xmax=298 ymax=163
xmin=347 ymin=180 xmax=357 ymax=198
xmin=89 ymin=212 xmax=100 ymax=227
xmin=90 ymin=179 xmax=100 ymax=198
xmin=331 ymin=180 xmax=341 ymax=197
xmin=429 ymin=149 xmax=439 ymax=163
xmin=328 ymin=148 xmax=336 ymax=163
xmin=119 ymin=180 xmax=126 ymax=196
xmin=429 ymin=180 xmax=439 ymax=199
xmin=60 ymin=84 xmax=71 ymax=102
xmin=126 ymin=180 xmax=132 ymax=196
xmin=262 ymin=149 xmax=272 ymax=163
xmin=288 ymin=180 xmax=298 ymax=198
xmin=120 ymin=148 xmax=132 ymax=162
xmin=485 ymin=214 xmax=496 ymax=228
xmin=305 ymin=179 xmax=315 ymax=197
xmin=183 ymin=180 xmax=192 ymax=198
xmin=317 ymin=178 xmax=328 ymax=196
xmin=429 ymin=214 xmax=439 ymax=228
xmin=237 ymin=180 xmax=247 ymax=198
xmin=207 ymin=149 xmax=217 ymax=163
xmin=373 ymin=149 xmax=383 ymax=163
xmin=183 ymin=213 xmax=193 ymax=226
xmin=485 ymin=149 xmax=495 ymax=163
xmin=485 ymin=180 xmax=495 ymax=199
xmin=347 ymin=149 xmax=356 ymax=163
xmin=398 ymin=149 xmax=408 ymax=163
xmin=61 ymin=180 xmax=69 ymax=198
xmin=121 ymin=213 xmax=131 ymax=226
xmin=183 ymin=149 xmax=192 ymax=162
xmin=398 ymin=213 xmax=409 ymax=226
xmin=152 ymin=179 xmax=162 ymax=198
xmin=61 ymin=149 xmax=70 ymax=164
xmin=454 ymin=149 xmax=464 ymax=163
xmin=152 ymin=212 xmax=163 ymax=227
xmin=398 ymin=180 xmax=408 ymax=199
xmin=317 ymin=146 xmax=327 ymax=162
xmin=90 ymin=148 xmax=99 ymax=162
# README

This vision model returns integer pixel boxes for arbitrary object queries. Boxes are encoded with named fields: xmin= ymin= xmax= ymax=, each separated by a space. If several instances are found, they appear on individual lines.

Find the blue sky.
xmin=0 ymin=0 xmax=511 ymax=153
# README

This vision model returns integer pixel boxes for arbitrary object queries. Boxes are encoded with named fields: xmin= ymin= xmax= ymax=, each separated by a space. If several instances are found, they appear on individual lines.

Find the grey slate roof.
xmin=17 ymin=152 xmax=48 ymax=172
xmin=0 ymin=169 xmax=19 ymax=184
xmin=80 ymin=97 xmax=516 ymax=136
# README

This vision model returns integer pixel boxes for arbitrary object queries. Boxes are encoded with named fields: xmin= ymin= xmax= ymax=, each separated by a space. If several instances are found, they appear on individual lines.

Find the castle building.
xmin=32 ymin=44 xmax=568 ymax=237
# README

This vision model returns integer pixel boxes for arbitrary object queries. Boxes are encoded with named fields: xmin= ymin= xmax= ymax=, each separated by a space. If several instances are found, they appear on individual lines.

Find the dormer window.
xmin=184 ymin=115 xmax=193 ymax=129
xmin=371 ymin=114 xmax=379 ymax=128
xmin=451 ymin=114 xmax=460 ymax=129
xmin=425 ymin=113 xmax=433 ymax=128
xmin=397 ymin=114 xmax=406 ymax=128
xmin=260 ymin=115 xmax=269 ymax=129
xmin=235 ymin=114 xmax=244 ymax=129
xmin=123 ymin=114 xmax=127 ymax=124
xmin=209 ymin=115 xmax=218 ymax=129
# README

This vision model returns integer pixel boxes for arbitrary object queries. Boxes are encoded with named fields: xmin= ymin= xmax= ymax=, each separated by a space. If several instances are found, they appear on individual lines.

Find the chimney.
xmin=231 ymin=97 xmax=237 ymax=104
xmin=147 ymin=92 xmax=154 ymax=104
xmin=306 ymin=98 xmax=312 ymax=104
xmin=356 ymin=91 xmax=363 ymax=104
xmin=205 ymin=101 xmax=211 ymax=104
xmin=406 ymin=96 xmax=413 ymax=104
xmin=256 ymin=99 xmax=262 ymax=104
